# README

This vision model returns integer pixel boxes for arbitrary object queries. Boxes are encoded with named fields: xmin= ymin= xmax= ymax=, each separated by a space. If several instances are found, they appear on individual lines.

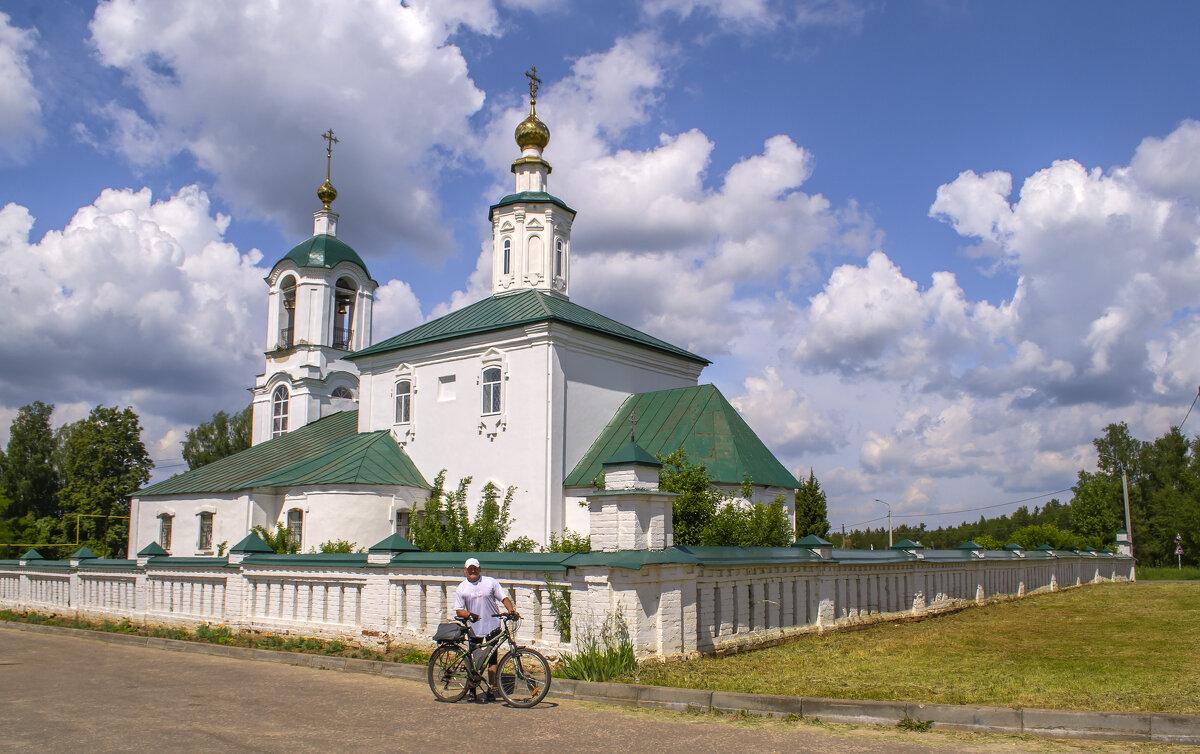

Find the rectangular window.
xmin=287 ymin=509 xmax=303 ymax=548
xmin=198 ymin=512 xmax=213 ymax=551
xmin=482 ymin=367 xmax=502 ymax=415
xmin=159 ymin=515 xmax=172 ymax=552
xmin=395 ymin=380 xmax=412 ymax=424
xmin=396 ymin=510 xmax=411 ymax=541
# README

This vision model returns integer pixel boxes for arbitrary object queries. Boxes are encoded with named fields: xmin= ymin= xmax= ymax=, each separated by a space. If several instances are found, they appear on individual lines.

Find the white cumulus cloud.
xmin=0 ymin=11 xmax=43 ymax=163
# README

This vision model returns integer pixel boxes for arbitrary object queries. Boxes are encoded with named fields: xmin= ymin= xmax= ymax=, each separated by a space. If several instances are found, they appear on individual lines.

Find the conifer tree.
xmin=794 ymin=469 xmax=830 ymax=539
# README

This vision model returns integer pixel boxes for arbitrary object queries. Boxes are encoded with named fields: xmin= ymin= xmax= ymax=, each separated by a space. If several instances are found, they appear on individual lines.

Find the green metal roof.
xmin=138 ymin=411 xmax=428 ymax=496
xmin=392 ymin=551 xmax=574 ymax=572
xmin=794 ymin=534 xmax=832 ymax=548
xmin=368 ymin=533 xmax=420 ymax=553
xmin=20 ymin=549 xmax=43 ymax=560
xmin=243 ymin=553 xmax=371 ymax=568
xmin=137 ymin=542 xmax=168 ymax=557
xmin=71 ymin=546 xmax=98 ymax=560
xmin=488 ymin=191 xmax=576 ymax=219
xmin=565 ymin=385 xmax=800 ymax=489
xmin=602 ymin=441 xmax=661 ymax=468
xmin=272 ymin=234 xmax=371 ymax=278
xmin=349 ymin=289 xmax=707 ymax=365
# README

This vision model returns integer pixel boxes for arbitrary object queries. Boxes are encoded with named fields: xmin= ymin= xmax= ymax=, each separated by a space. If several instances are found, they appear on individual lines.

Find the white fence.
xmin=0 ymin=548 xmax=1134 ymax=659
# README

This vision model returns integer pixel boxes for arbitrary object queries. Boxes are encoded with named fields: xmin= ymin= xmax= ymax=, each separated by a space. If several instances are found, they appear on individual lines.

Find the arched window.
xmin=331 ymin=386 xmax=353 ymax=400
xmin=503 ymin=238 xmax=511 ymax=275
xmin=395 ymin=380 xmax=412 ymax=424
xmin=287 ymin=509 xmax=303 ymax=548
xmin=272 ymin=385 xmax=289 ymax=438
xmin=482 ymin=367 xmax=502 ymax=415
xmin=279 ymin=276 xmax=297 ymax=348
xmin=158 ymin=514 xmax=173 ymax=552
xmin=333 ymin=278 xmax=356 ymax=350
xmin=555 ymin=238 xmax=564 ymax=278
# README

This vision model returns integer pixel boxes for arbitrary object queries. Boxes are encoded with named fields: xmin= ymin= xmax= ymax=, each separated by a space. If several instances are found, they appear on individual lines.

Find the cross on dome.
xmin=318 ymin=128 xmax=339 ymax=210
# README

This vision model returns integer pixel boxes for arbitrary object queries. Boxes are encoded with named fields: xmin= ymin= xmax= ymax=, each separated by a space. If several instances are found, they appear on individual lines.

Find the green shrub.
xmin=392 ymin=646 xmax=429 ymax=664
xmin=195 ymin=623 xmax=233 ymax=644
xmin=555 ymin=610 xmax=636 ymax=682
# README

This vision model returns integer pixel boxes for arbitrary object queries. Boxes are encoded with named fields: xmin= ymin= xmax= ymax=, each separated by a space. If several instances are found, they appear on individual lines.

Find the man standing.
xmin=454 ymin=557 xmax=517 ymax=702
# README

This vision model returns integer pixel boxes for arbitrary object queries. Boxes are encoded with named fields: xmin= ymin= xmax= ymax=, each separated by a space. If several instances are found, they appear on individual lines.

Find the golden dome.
xmin=515 ymin=111 xmax=550 ymax=151
xmin=318 ymin=178 xmax=338 ymax=209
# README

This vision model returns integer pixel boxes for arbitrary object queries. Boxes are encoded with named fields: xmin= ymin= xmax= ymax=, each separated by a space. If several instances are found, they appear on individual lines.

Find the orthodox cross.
xmin=525 ymin=66 xmax=541 ymax=106
xmin=629 ymin=411 xmax=638 ymax=443
xmin=322 ymin=128 xmax=339 ymax=180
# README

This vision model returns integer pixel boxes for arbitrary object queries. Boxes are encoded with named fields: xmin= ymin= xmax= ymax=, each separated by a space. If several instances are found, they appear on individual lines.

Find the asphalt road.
xmin=0 ymin=627 xmax=1045 ymax=753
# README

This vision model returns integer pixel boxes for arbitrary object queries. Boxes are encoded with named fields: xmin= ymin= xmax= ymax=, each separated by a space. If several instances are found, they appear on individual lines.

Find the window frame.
xmin=158 ymin=513 xmax=173 ymax=552
xmin=502 ymin=237 xmax=512 ymax=275
xmin=555 ymin=238 xmax=564 ymax=278
xmin=395 ymin=379 xmax=412 ymax=424
xmin=198 ymin=511 xmax=214 ymax=552
xmin=286 ymin=508 xmax=303 ymax=549
xmin=481 ymin=366 xmax=502 ymax=416
xmin=272 ymin=385 xmax=290 ymax=438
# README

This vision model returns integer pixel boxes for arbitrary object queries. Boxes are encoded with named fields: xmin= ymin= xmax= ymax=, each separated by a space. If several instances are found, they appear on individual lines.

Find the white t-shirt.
xmin=453 ymin=574 xmax=508 ymax=638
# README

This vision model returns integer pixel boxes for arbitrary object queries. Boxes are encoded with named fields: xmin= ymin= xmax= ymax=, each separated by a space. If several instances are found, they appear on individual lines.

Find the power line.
xmin=845 ymin=487 xmax=1073 ymax=531
xmin=1180 ymin=385 xmax=1200 ymax=431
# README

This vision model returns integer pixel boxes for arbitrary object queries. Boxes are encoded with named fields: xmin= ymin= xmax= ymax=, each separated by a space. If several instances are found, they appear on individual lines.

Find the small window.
xmin=503 ymin=238 xmax=511 ymax=275
xmin=333 ymin=278 xmax=356 ymax=351
xmin=395 ymin=380 xmax=412 ymax=424
xmin=158 ymin=514 xmax=173 ymax=552
xmin=279 ymin=276 xmax=297 ymax=348
xmin=198 ymin=512 xmax=213 ymax=551
xmin=395 ymin=510 xmax=411 ymax=541
xmin=272 ymin=385 xmax=289 ymax=438
xmin=555 ymin=238 xmax=564 ymax=277
xmin=482 ymin=367 xmax=502 ymax=415
xmin=331 ymin=386 xmax=353 ymax=400
xmin=287 ymin=509 xmax=303 ymax=548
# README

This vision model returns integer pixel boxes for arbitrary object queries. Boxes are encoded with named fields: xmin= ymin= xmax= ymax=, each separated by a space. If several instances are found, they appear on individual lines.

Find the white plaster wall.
xmin=262 ymin=486 xmax=424 ymax=552
xmin=130 ymin=493 xmax=251 ymax=556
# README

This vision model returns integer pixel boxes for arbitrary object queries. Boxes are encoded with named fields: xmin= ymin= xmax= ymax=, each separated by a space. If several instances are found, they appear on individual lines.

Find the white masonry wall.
xmin=0 ymin=551 xmax=1134 ymax=660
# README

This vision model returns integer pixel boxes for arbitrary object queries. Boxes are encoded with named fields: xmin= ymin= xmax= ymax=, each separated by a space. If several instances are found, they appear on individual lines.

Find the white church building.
xmin=128 ymin=80 xmax=799 ymax=556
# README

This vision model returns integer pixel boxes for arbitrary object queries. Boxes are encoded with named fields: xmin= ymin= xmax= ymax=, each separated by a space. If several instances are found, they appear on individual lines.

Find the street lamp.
xmin=875 ymin=499 xmax=893 ymax=548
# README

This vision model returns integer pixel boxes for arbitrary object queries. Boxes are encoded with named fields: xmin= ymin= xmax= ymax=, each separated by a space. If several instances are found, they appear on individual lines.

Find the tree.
xmin=58 ymin=406 xmax=152 ymax=557
xmin=409 ymin=472 xmax=524 ymax=552
xmin=182 ymin=406 xmax=252 ymax=470
xmin=2 ymin=401 xmax=60 ymax=520
xmin=1070 ymin=471 xmax=1121 ymax=548
xmin=658 ymin=449 xmax=722 ymax=546
xmin=794 ymin=469 xmax=830 ymax=539
xmin=253 ymin=523 xmax=300 ymax=554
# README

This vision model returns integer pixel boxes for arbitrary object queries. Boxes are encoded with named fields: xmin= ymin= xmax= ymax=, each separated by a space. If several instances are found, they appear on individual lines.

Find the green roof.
xmin=20 ymin=549 xmax=43 ymax=560
xmin=137 ymin=542 xmax=168 ymax=557
xmin=139 ymin=411 xmax=428 ymax=496
xmin=230 ymin=532 xmax=274 ymax=554
xmin=565 ymin=385 xmax=799 ymax=489
xmin=602 ymin=441 xmax=661 ymax=468
xmin=891 ymin=539 xmax=923 ymax=550
xmin=71 ymin=546 xmax=99 ymax=560
xmin=368 ymin=533 xmax=420 ymax=553
xmin=794 ymin=534 xmax=832 ymax=547
xmin=489 ymin=191 xmax=576 ymax=219
xmin=273 ymin=234 xmax=371 ymax=278
xmin=349 ymin=289 xmax=707 ymax=365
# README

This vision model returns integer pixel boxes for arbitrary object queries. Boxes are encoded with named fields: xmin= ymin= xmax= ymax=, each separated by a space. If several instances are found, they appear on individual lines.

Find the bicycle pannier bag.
xmin=433 ymin=622 xmax=466 ymax=642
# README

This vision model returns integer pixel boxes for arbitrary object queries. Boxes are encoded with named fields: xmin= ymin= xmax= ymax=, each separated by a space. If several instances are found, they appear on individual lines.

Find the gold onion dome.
xmin=515 ymin=110 xmax=550 ymax=151
xmin=318 ymin=177 xmax=337 ymax=209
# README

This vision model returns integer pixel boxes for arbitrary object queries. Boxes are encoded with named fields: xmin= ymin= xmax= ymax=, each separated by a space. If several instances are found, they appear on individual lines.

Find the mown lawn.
xmin=624 ymin=582 xmax=1200 ymax=714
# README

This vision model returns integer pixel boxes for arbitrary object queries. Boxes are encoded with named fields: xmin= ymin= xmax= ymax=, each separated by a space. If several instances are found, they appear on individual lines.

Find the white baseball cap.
xmin=464 ymin=557 xmax=481 ymax=569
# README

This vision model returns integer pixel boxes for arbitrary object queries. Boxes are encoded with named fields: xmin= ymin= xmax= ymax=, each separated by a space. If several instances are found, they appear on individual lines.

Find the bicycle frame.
xmin=455 ymin=614 xmax=520 ymax=689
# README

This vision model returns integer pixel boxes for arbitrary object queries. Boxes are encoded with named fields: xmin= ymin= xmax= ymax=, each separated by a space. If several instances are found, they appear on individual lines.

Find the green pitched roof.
xmin=20 ymin=549 xmax=43 ymax=560
xmin=71 ymin=546 xmax=99 ymax=560
xmin=565 ymin=385 xmax=799 ymax=489
xmin=891 ymin=539 xmax=923 ymax=550
xmin=230 ymin=532 xmax=274 ymax=554
xmin=488 ymin=191 xmax=576 ymax=219
xmin=137 ymin=542 xmax=169 ymax=557
xmin=138 ymin=411 xmax=428 ymax=496
xmin=273 ymin=234 xmax=371 ymax=278
xmin=794 ymin=534 xmax=832 ymax=547
xmin=602 ymin=441 xmax=661 ymax=468
xmin=957 ymin=541 xmax=983 ymax=550
xmin=368 ymin=533 xmax=420 ymax=553
xmin=348 ymin=289 xmax=707 ymax=365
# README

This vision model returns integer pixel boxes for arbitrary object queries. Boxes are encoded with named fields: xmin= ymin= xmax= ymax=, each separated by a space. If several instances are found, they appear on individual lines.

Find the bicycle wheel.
xmin=496 ymin=648 xmax=551 ymax=708
xmin=427 ymin=645 xmax=471 ymax=702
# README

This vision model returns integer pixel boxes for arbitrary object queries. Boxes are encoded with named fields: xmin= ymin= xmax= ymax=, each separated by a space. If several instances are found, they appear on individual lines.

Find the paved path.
xmin=0 ymin=627 xmax=975 ymax=754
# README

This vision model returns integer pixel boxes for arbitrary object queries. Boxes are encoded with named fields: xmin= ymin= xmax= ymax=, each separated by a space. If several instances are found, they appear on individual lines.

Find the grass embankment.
xmin=0 ymin=609 xmax=430 ymax=664
xmin=1137 ymin=565 xmax=1200 ymax=580
xmin=625 ymin=582 xmax=1200 ymax=714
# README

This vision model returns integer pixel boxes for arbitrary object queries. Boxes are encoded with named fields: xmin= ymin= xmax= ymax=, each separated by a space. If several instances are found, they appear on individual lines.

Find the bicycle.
xmin=427 ymin=612 xmax=551 ymax=708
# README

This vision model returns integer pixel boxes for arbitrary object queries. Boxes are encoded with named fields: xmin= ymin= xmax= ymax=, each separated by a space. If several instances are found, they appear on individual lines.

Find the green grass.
xmin=624 ymin=582 xmax=1200 ymax=714
xmin=1137 ymin=565 xmax=1200 ymax=581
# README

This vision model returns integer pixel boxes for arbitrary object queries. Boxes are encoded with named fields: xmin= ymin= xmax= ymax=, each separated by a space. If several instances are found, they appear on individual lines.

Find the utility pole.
xmin=1121 ymin=467 xmax=1133 ymax=557
xmin=875 ymin=499 xmax=893 ymax=548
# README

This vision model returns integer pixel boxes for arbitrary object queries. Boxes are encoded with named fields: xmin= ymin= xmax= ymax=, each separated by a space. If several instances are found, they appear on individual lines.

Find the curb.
xmin=4 ymin=620 xmax=1197 ymax=744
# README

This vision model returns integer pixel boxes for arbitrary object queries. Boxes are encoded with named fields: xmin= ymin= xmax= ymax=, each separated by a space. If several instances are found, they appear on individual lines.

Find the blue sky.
xmin=3 ymin=0 xmax=1199 ymax=533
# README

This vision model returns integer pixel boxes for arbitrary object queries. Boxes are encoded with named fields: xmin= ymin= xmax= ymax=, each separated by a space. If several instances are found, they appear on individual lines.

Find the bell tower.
xmin=489 ymin=66 xmax=576 ymax=299
xmin=251 ymin=129 xmax=377 ymax=445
